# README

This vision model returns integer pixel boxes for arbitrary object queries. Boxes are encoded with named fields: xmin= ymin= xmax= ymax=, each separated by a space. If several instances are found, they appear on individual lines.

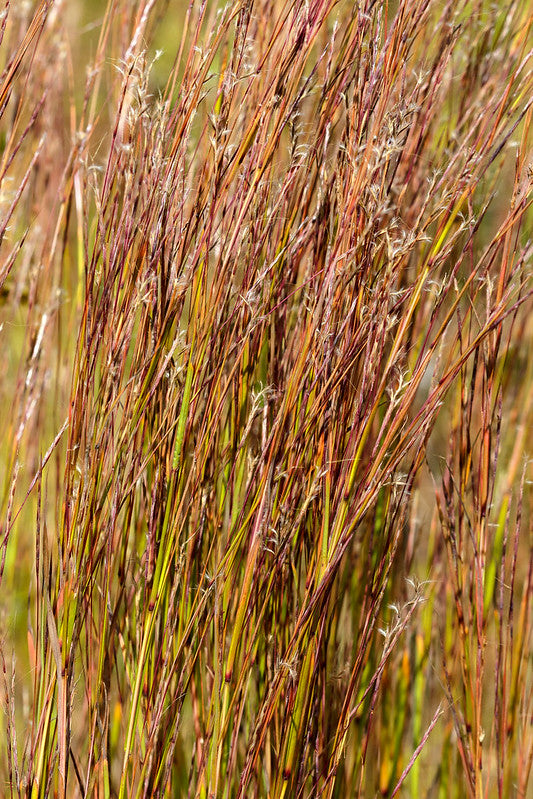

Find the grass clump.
xmin=0 ymin=0 xmax=532 ymax=797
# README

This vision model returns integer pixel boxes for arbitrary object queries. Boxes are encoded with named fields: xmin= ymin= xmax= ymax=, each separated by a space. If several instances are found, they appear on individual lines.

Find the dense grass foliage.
xmin=0 ymin=1 xmax=532 ymax=796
